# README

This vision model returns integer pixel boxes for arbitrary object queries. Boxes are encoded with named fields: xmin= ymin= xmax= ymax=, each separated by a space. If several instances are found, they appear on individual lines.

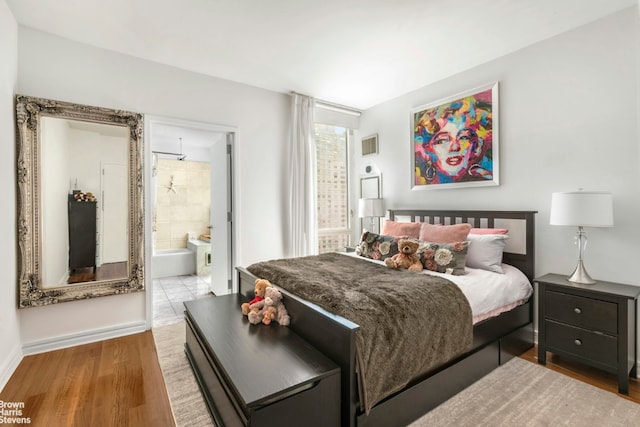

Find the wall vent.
xmin=361 ymin=134 xmax=378 ymax=156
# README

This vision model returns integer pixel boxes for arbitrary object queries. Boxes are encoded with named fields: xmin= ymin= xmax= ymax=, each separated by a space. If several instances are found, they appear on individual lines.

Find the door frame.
xmin=144 ymin=115 xmax=237 ymax=328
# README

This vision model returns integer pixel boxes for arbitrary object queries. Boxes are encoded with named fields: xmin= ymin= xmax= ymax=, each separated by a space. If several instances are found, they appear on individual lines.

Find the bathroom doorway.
xmin=145 ymin=116 xmax=236 ymax=327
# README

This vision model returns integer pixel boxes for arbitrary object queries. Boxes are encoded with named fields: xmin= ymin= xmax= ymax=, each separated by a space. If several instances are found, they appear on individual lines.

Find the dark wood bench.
xmin=184 ymin=294 xmax=341 ymax=426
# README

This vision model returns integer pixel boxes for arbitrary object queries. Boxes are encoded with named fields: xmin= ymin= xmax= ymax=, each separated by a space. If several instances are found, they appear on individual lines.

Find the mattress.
xmin=341 ymin=252 xmax=533 ymax=324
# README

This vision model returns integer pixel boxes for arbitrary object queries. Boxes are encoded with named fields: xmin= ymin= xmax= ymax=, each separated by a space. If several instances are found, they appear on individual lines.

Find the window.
xmin=315 ymin=123 xmax=350 ymax=253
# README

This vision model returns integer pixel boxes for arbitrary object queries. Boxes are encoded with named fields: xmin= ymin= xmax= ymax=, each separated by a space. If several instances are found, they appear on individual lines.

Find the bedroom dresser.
xmin=184 ymin=294 xmax=340 ymax=427
xmin=537 ymin=273 xmax=639 ymax=395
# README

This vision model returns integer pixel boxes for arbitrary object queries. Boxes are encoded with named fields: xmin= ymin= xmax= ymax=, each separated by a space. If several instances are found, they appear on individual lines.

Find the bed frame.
xmin=237 ymin=209 xmax=537 ymax=427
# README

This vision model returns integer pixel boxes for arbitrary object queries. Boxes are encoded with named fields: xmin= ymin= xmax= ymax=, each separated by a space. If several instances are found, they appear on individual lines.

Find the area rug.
xmin=152 ymin=321 xmax=214 ymax=427
xmin=411 ymin=356 xmax=640 ymax=426
xmin=153 ymin=321 xmax=639 ymax=426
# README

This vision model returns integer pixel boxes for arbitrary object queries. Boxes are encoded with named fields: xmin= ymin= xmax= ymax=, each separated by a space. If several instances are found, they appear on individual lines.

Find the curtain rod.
xmin=290 ymin=91 xmax=361 ymax=116
xmin=152 ymin=137 xmax=186 ymax=160
xmin=152 ymin=150 xmax=187 ymax=160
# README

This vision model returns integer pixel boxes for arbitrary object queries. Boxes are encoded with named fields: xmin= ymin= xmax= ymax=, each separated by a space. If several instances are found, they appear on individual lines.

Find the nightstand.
xmin=536 ymin=273 xmax=640 ymax=394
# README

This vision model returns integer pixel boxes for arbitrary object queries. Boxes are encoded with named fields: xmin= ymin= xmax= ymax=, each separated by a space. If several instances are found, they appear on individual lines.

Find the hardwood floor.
xmin=2 ymin=336 xmax=638 ymax=427
xmin=0 ymin=331 xmax=175 ymax=427
xmin=68 ymin=262 xmax=128 ymax=284
xmin=520 ymin=345 xmax=640 ymax=404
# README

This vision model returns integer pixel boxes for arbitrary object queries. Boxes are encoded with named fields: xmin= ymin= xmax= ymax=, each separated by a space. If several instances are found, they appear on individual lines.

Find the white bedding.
xmin=341 ymin=252 xmax=533 ymax=324
xmin=421 ymin=263 xmax=533 ymax=324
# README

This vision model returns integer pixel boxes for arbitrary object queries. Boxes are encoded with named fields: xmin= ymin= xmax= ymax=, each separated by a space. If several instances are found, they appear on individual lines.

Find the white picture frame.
xmin=411 ymin=82 xmax=499 ymax=190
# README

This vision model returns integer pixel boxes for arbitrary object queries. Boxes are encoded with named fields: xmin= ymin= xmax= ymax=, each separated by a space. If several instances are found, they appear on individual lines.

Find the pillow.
xmin=420 ymin=241 xmax=469 ymax=275
xmin=419 ymin=222 xmax=471 ymax=243
xmin=381 ymin=220 xmax=421 ymax=239
xmin=465 ymin=234 xmax=509 ymax=273
xmin=356 ymin=232 xmax=400 ymax=261
xmin=470 ymin=228 xmax=508 ymax=235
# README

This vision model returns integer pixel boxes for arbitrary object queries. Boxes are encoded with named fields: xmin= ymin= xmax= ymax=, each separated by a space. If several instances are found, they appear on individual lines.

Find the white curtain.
xmin=288 ymin=93 xmax=318 ymax=257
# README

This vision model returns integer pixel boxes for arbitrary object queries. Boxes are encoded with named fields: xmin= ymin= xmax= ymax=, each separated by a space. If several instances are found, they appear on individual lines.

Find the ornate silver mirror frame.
xmin=16 ymin=95 xmax=144 ymax=307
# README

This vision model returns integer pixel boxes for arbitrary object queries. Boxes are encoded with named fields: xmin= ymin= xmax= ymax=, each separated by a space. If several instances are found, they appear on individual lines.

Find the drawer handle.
xmin=573 ymin=307 xmax=582 ymax=314
xmin=574 ymin=339 xmax=582 ymax=346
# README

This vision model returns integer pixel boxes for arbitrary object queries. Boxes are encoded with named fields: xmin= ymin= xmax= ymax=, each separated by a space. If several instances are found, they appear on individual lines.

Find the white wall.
xmin=41 ymin=117 xmax=71 ymax=286
xmin=17 ymin=27 xmax=290 ymax=346
xmin=0 ymin=0 xmax=21 ymax=391
xmin=357 ymin=8 xmax=640 ymax=287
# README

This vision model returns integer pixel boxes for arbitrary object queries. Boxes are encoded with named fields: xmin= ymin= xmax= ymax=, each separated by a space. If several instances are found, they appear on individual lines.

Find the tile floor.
xmin=153 ymin=274 xmax=213 ymax=327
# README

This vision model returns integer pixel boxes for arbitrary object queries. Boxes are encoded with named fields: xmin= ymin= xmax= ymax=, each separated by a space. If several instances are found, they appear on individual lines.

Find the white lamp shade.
xmin=550 ymin=191 xmax=613 ymax=227
xmin=358 ymin=198 xmax=386 ymax=218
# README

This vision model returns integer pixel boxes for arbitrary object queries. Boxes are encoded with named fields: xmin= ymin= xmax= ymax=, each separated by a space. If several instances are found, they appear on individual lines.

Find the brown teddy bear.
xmin=384 ymin=239 xmax=423 ymax=272
xmin=260 ymin=287 xmax=290 ymax=326
xmin=241 ymin=278 xmax=272 ymax=315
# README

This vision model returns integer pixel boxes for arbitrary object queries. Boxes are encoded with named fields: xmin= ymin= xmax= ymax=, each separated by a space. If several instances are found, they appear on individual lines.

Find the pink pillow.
xmin=419 ymin=222 xmax=471 ymax=243
xmin=381 ymin=220 xmax=421 ymax=239
xmin=470 ymin=228 xmax=508 ymax=235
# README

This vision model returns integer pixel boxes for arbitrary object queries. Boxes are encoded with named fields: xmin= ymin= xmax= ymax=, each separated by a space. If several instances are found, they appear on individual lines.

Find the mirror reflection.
xmin=16 ymin=95 xmax=145 ymax=308
xmin=41 ymin=118 xmax=129 ymax=288
xmin=359 ymin=174 xmax=382 ymax=233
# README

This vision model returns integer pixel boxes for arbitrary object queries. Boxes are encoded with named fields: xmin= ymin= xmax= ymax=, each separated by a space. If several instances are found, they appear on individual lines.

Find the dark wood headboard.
xmin=387 ymin=209 xmax=537 ymax=282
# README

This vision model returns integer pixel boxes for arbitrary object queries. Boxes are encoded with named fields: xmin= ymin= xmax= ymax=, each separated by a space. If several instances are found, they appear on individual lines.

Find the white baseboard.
xmin=0 ymin=345 xmax=23 ymax=393
xmin=22 ymin=321 xmax=147 ymax=356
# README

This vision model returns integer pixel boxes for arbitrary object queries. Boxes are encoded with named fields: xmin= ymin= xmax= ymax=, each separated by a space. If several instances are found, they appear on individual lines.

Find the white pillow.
xmin=465 ymin=234 xmax=508 ymax=273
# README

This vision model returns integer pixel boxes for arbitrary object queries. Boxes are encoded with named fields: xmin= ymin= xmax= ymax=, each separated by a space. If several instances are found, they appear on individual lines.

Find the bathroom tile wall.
xmin=155 ymin=159 xmax=211 ymax=250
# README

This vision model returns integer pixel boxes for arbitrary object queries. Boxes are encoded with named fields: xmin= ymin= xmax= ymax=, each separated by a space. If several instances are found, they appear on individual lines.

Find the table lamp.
xmin=550 ymin=190 xmax=613 ymax=284
xmin=358 ymin=198 xmax=385 ymax=234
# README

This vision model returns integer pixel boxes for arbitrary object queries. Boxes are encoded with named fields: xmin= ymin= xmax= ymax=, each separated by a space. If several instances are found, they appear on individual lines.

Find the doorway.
xmin=100 ymin=162 xmax=128 ymax=264
xmin=145 ymin=116 xmax=236 ymax=327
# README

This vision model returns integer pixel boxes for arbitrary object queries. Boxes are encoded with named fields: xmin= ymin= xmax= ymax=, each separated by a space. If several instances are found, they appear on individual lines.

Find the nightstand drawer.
xmin=545 ymin=320 xmax=617 ymax=369
xmin=545 ymin=290 xmax=617 ymax=335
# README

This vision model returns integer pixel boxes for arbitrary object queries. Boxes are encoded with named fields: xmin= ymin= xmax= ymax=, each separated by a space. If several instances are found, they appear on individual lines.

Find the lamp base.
xmin=567 ymin=260 xmax=596 ymax=284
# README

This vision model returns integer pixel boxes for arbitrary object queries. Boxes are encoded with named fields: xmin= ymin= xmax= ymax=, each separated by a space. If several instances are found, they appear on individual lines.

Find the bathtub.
xmin=152 ymin=248 xmax=196 ymax=279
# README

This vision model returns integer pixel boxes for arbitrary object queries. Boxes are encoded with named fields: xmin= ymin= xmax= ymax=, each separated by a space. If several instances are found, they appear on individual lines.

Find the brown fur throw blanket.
xmin=247 ymin=253 xmax=473 ymax=413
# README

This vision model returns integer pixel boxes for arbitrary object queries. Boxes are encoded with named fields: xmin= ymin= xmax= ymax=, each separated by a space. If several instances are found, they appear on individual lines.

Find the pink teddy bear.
xmin=261 ymin=287 xmax=290 ymax=326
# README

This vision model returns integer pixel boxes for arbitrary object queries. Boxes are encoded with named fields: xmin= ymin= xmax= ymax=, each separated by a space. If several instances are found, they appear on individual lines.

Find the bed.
xmin=237 ymin=209 xmax=537 ymax=427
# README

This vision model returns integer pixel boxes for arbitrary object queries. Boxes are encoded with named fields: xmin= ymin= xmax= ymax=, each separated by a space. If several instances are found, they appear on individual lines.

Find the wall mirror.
xmin=16 ymin=95 xmax=145 ymax=308
xmin=359 ymin=174 xmax=382 ymax=234
xmin=360 ymin=175 xmax=381 ymax=199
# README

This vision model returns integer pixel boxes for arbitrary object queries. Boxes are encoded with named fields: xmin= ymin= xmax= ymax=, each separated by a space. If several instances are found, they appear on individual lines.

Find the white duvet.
xmin=340 ymin=252 xmax=533 ymax=324
xmin=421 ymin=263 xmax=533 ymax=323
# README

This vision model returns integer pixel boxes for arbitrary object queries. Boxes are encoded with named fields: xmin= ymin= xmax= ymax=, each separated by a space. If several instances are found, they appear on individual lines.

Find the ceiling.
xmin=7 ymin=0 xmax=637 ymax=110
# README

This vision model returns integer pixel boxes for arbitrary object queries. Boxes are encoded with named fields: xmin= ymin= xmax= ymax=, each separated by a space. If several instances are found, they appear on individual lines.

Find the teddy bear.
xmin=384 ymin=239 xmax=423 ymax=272
xmin=260 ymin=286 xmax=290 ymax=326
xmin=247 ymin=300 xmax=270 ymax=324
xmin=241 ymin=278 xmax=272 ymax=316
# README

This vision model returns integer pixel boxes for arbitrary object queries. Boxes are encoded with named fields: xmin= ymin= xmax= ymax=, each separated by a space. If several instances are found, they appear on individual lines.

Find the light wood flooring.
xmin=67 ymin=262 xmax=128 ymax=284
xmin=520 ymin=346 xmax=640 ymax=403
xmin=0 ymin=331 xmax=175 ymax=427
xmin=2 ymin=339 xmax=638 ymax=426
